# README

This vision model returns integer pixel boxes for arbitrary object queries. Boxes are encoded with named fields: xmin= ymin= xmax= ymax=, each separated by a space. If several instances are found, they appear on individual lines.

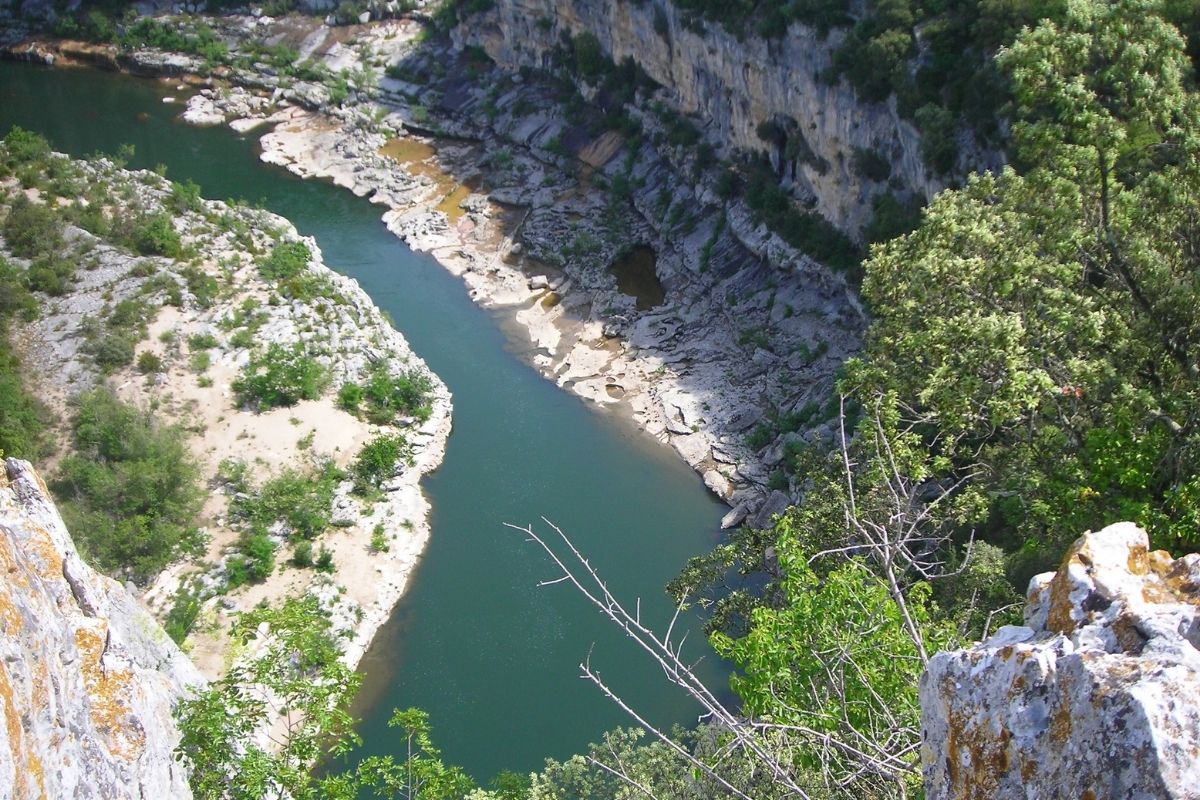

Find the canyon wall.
xmin=456 ymin=0 xmax=973 ymax=234
xmin=0 ymin=458 xmax=201 ymax=799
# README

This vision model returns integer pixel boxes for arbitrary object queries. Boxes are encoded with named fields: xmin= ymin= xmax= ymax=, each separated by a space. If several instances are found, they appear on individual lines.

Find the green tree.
xmin=176 ymin=596 xmax=363 ymax=800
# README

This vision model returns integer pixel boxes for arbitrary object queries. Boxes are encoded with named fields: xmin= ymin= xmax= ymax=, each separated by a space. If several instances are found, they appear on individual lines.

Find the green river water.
xmin=0 ymin=61 xmax=730 ymax=781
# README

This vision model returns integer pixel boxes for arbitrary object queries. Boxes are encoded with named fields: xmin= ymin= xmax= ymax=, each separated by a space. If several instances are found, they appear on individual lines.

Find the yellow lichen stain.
xmin=1127 ymin=542 xmax=1149 ymax=576
xmin=1081 ymin=790 xmax=1097 ymax=800
xmin=944 ymin=678 xmax=1007 ymax=800
xmin=0 ymin=665 xmax=32 ymax=799
xmin=22 ymin=523 xmax=64 ymax=581
xmin=74 ymin=623 xmax=142 ymax=760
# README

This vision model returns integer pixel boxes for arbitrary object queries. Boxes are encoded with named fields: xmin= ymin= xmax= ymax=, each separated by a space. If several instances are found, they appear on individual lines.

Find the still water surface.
xmin=0 ymin=61 xmax=728 ymax=780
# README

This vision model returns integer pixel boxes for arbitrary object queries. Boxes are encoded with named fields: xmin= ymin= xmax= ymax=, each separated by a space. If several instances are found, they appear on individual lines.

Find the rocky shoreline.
xmin=2 ymin=9 xmax=864 ymax=527
xmin=1 ymin=152 xmax=452 ymax=677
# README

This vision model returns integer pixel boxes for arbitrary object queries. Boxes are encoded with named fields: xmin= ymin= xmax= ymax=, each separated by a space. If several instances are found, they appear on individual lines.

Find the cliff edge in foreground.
xmin=0 ymin=457 xmax=200 ymax=800
xmin=921 ymin=522 xmax=1200 ymax=799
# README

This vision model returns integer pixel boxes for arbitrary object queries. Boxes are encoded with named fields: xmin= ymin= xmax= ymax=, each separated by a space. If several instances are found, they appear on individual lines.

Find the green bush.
xmin=351 ymin=434 xmax=411 ymax=494
xmin=0 ymin=334 xmax=47 ymax=460
xmin=291 ymin=539 xmax=314 ymax=568
xmin=353 ymin=363 xmax=434 ymax=424
xmin=227 ymin=459 xmax=343 ymax=542
xmin=337 ymin=381 xmax=364 ymax=413
xmin=53 ymin=387 xmax=203 ymax=583
xmin=164 ymin=586 xmax=202 ymax=644
xmin=3 ymin=194 xmax=64 ymax=259
xmin=136 ymin=350 xmax=162 ymax=374
xmin=129 ymin=212 xmax=183 ymax=257
xmin=258 ymin=240 xmax=311 ymax=281
xmin=314 ymin=545 xmax=335 ymax=573
xmin=233 ymin=343 xmax=328 ymax=409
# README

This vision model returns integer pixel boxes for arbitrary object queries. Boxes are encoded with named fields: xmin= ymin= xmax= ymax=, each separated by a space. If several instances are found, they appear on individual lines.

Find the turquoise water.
xmin=0 ymin=61 xmax=729 ymax=780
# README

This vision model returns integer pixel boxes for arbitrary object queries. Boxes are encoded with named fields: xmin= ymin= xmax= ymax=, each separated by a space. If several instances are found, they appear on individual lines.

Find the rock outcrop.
xmin=457 ymin=0 xmax=997 ymax=235
xmin=920 ymin=523 xmax=1200 ymax=799
xmin=0 ymin=458 xmax=201 ymax=799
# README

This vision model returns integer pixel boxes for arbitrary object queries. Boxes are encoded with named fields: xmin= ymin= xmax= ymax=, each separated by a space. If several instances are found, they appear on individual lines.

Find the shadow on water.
xmin=0 ymin=60 xmax=732 ymax=781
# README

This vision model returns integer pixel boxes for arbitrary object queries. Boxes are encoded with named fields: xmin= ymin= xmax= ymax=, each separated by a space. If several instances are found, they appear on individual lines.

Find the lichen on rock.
xmin=0 ymin=457 xmax=202 ymax=800
xmin=920 ymin=522 xmax=1200 ymax=799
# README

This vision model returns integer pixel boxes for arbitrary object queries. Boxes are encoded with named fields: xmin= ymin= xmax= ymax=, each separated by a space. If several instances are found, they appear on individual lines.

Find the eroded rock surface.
xmin=0 ymin=458 xmax=201 ymax=800
xmin=920 ymin=523 xmax=1200 ymax=800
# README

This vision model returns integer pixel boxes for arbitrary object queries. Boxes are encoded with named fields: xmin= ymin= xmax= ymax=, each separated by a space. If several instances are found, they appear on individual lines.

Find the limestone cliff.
xmin=0 ymin=458 xmax=201 ymax=800
xmin=920 ymin=523 xmax=1200 ymax=799
xmin=456 ymin=0 xmax=995 ymax=235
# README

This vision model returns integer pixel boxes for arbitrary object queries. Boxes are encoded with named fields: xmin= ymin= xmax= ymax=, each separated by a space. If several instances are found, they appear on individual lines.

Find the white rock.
xmin=920 ymin=523 xmax=1200 ymax=800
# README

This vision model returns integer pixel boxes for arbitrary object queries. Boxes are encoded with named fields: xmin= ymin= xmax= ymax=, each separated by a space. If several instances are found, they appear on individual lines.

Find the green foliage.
xmin=849 ymin=0 xmax=1200 ymax=580
xmin=863 ymin=191 xmax=921 ymax=244
xmin=233 ymin=342 xmax=328 ymax=409
xmin=739 ymin=163 xmax=860 ymax=271
xmin=53 ymin=387 xmax=203 ymax=583
xmin=351 ymin=433 xmax=411 ymax=494
xmin=0 ymin=330 xmax=47 ymax=461
xmin=136 ymin=350 xmax=162 ymax=374
xmin=257 ymin=240 xmax=311 ymax=281
xmin=164 ymin=584 xmax=202 ymax=644
xmin=712 ymin=553 xmax=951 ymax=797
xmin=340 ymin=363 xmax=434 ymax=425
xmin=225 ymin=457 xmax=343 ymax=543
xmin=176 ymin=596 xmax=363 ymax=800
xmin=2 ymin=194 xmax=64 ymax=259
xmin=370 ymin=523 xmax=389 ymax=553
xmin=128 ymin=211 xmax=184 ymax=257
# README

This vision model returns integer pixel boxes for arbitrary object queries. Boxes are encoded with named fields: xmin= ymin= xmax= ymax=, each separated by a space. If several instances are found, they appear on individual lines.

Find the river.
xmin=0 ymin=60 xmax=730 ymax=781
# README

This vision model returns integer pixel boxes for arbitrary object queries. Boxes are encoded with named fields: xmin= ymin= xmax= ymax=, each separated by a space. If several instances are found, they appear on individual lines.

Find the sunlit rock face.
xmin=455 ymin=0 xmax=999 ymax=236
xmin=921 ymin=522 xmax=1200 ymax=800
xmin=0 ymin=458 xmax=201 ymax=800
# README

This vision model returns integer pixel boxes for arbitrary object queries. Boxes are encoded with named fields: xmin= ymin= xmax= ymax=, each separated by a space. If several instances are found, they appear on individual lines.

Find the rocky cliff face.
xmin=0 ymin=458 xmax=201 ymax=800
xmin=457 ymin=0 xmax=988 ymax=235
xmin=921 ymin=523 xmax=1200 ymax=799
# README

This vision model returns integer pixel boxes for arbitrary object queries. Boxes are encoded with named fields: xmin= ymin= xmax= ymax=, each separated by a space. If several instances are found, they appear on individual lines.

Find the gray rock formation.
xmin=457 ymin=0 xmax=998 ymax=235
xmin=920 ymin=523 xmax=1200 ymax=799
xmin=0 ymin=458 xmax=201 ymax=800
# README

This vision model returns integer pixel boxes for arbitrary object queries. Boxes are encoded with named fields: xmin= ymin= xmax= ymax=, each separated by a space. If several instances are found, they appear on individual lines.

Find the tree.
xmin=854 ymin=0 xmax=1200 ymax=573
xmin=176 ymin=596 xmax=363 ymax=800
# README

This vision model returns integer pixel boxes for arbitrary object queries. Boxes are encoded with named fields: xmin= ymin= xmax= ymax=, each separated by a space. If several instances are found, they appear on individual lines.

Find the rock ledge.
xmin=920 ymin=522 xmax=1200 ymax=800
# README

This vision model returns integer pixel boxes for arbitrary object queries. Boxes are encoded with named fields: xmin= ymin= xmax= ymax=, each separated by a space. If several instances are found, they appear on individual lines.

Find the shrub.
xmin=129 ymin=212 xmax=183 ymax=257
xmin=337 ymin=381 xmax=363 ymax=413
xmin=314 ymin=545 xmax=335 ymax=573
xmin=3 ymin=194 xmax=64 ymax=259
xmin=233 ymin=343 xmax=328 ymax=409
xmin=53 ymin=387 xmax=203 ymax=583
xmin=136 ymin=350 xmax=162 ymax=374
xmin=370 ymin=523 xmax=389 ymax=553
xmin=258 ymin=240 xmax=311 ymax=281
xmin=228 ymin=459 xmax=343 ymax=541
xmin=351 ymin=433 xmax=411 ymax=494
xmin=291 ymin=539 xmax=314 ymax=568
xmin=164 ymin=586 xmax=202 ymax=644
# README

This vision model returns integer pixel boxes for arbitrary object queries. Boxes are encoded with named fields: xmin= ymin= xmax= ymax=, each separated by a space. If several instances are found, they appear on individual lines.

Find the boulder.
xmin=920 ymin=523 xmax=1200 ymax=800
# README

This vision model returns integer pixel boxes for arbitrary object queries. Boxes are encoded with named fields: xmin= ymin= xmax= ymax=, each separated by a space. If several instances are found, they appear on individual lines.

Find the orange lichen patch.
xmin=1127 ymin=542 xmax=1149 ymax=576
xmin=1111 ymin=613 xmax=1147 ymax=653
xmin=1081 ymin=790 xmax=1097 ymax=800
xmin=74 ymin=624 xmax=142 ymax=760
xmin=21 ymin=523 xmax=64 ymax=581
xmin=1046 ymin=570 xmax=1078 ymax=636
xmin=0 ymin=665 xmax=32 ymax=799
xmin=943 ymin=674 xmax=1007 ymax=799
xmin=1049 ymin=699 xmax=1073 ymax=746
